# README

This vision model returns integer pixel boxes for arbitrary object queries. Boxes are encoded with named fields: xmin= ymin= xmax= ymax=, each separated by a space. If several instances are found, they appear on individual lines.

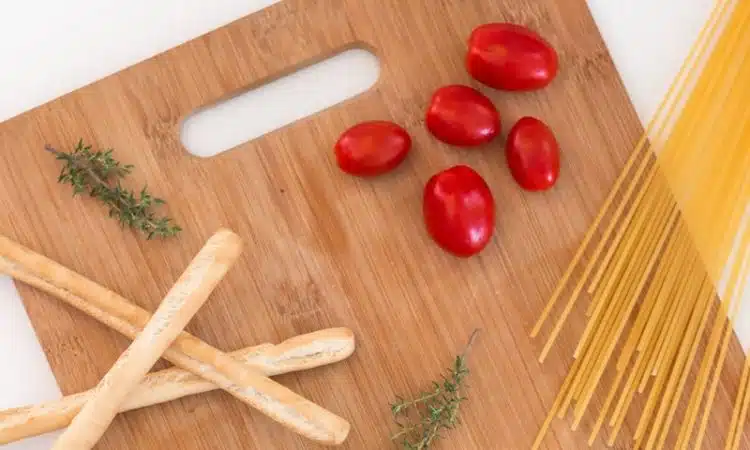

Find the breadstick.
xmin=0 ymin=232 xmax=351 ymax=445
xmin=51 ymin=229 xmax=242 ymax=449
xmin=0 ymin=328 xmax=355 ymax=445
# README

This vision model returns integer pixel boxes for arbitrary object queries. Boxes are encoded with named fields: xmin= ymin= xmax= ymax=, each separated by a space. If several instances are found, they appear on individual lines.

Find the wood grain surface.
xmin=0 ymin=0 xmax=747 ymax=449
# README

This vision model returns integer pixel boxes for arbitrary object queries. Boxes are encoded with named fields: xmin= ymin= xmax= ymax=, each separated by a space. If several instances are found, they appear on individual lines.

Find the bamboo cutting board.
xmin=1 ymin=0 xmax=747 ymax=449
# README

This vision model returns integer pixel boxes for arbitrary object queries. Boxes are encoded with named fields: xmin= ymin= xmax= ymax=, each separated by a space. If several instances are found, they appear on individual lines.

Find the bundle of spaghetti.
xmin=529 ymin=0 xmax=750 ymax=448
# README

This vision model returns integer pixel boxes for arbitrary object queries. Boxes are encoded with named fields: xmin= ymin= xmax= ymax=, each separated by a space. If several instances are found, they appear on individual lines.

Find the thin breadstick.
xmin=0 ymin=328 xmax=355 ymax=445
xmin=52 ymin=229 xmax=242 ymax=449
xmin=0 ymin=232 xmax=351 ymax=445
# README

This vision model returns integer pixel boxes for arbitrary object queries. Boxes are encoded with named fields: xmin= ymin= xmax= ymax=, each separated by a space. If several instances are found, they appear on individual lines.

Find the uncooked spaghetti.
xmin=530 ymin=0 xmax=750 ymax=448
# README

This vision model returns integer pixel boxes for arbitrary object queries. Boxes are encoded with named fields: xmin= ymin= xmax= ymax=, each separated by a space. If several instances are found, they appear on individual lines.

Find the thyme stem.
xmin=390 ymin=329 xmax=481 ymax=449
xmin=47 ymin=140 xmax=181 ymax=239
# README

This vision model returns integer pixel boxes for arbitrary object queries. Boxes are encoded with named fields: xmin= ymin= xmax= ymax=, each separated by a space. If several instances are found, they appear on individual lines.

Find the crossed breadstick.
xmin=0 ymin=328 xmax=355 ymax=444
xmin=0 ymin=229 xmax=353 ymax=448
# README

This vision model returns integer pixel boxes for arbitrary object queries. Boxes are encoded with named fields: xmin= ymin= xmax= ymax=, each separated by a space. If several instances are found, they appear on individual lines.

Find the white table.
xmin=0 ymin=1 xmax=728 ymax=448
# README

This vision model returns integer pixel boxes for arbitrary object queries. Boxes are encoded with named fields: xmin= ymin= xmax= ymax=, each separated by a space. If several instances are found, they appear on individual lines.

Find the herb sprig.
xmin=47 ymin=140 xmax=181 ymax=239
xmin=390 ymin=329 xmax=480 ymax=449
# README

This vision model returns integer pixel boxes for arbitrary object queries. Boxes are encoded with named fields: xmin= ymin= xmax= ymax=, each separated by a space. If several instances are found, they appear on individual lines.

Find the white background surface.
xmin=0 ymin=1 xmax=732 ymax=449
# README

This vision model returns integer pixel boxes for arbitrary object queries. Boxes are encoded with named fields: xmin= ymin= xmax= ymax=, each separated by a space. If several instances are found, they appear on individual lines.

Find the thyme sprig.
xmin=47 ymin=140 xmax=181 ymax=239
xmin=390 ymin=329 xmax=480 ymax=449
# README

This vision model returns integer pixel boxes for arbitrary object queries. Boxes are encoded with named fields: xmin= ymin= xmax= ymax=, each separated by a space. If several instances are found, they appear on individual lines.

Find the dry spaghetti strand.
xmin=726 ymin=355 xmax=750 ymax=450
xmin=586 ymin=227 xmax=682 ymax=444
xmin=531 ymin=0 xmax=750 ymax=448
xmin=575 ymin=209 xmax=680 ymax=429
xmin=694 ymin=222 xmax=750 ymax=449
xmin=528 ymin=0 xmax=729 ymax=343
xmin=632 ymin=249 xmax=704 ymax=444
xmin=649 ymin=278 xmax=714 ymax=450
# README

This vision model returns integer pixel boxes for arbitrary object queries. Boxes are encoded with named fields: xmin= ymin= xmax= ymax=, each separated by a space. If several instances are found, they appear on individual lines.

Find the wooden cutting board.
xmin=1 ymin=0 xmax=747 ymax=448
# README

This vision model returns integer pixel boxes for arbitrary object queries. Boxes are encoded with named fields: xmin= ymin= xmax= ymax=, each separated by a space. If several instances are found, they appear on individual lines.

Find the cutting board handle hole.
xmin=180 ymin=48 xmax=380 ymax=158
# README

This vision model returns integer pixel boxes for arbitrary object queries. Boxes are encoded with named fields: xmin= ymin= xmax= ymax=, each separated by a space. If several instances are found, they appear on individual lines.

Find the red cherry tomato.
xmin=423 ymin=165 xmax=496 ymax=257
xmin=506 ymin=116 xmax=560 ymax=191
xmin=334 ymin=121 xmax=411 ymax=176
xmin=425 ymin=85 xmax=500 ymax=147
xmin=466 ymin=23 xmax=558 ymax=91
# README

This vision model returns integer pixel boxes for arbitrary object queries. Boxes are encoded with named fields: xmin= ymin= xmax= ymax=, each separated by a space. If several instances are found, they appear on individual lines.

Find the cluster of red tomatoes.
xmin=334 ymin=23 xmax=560 ymax=257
